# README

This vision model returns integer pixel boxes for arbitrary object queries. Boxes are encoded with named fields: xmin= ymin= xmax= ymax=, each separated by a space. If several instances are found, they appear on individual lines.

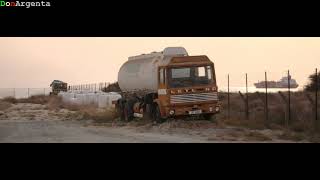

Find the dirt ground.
xmin=0 ymin=102 xmax=302 ymax=143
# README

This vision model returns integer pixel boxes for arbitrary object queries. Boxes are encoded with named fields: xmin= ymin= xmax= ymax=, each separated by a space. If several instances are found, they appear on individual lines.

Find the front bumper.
xmin=164 ymin=103 xmax=220 ymax=117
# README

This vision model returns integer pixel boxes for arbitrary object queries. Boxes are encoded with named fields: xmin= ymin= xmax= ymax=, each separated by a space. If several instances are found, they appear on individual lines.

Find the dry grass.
xmin=216 ymin=91 xmax=320 ymax=142
xmin=0 ymin=100 xmax=12 ymax=111
xmin=45 ymin=96 xmax=117 ymax=122
xmin=207 ymin=129 xmax=272 ymax=142
xmin=1 ymin=97 xmax=18 ymax=104
xmin=2 ymin=95 xmax=54 ymax=105
xmin=218 ymin=92 xmax=318 ymax=132
xmin=158 ymin=119 xmax=218 ymax=130
xmin=81 ymin=108 xmax=116 ymax=122
xmin=277 ymin=130 xmax=307 ymax=142
xmin=1 ymin=95 xmax=116 ymax=123
xmin=245 ymin=131 xmax=272 ymax=141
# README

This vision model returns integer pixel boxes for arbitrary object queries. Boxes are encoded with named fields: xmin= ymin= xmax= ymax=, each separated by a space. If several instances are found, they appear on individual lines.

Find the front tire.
xmin=153 ymin=105 xmax=164 ymax=123
xmin=143 ymin=104 xmax=152 ymax=120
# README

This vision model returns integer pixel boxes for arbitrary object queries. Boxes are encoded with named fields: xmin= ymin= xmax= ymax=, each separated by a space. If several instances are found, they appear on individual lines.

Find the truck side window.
xmin=159 ymin=68 xmax=164 ymax=84
xmin=207 ymin=66 xmax=212 ymax=80
xmin=198 ymin=67 xmax=206 ymax=77
xmin=163 ymin=68 xmax=166 ymax=84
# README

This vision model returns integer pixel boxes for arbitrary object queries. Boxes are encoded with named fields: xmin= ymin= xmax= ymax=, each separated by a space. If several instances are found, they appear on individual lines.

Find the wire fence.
xmin=68 ymin=82 xmax=111 ymax=92
xmin=224 ymin=69 xmax=319 ymax=131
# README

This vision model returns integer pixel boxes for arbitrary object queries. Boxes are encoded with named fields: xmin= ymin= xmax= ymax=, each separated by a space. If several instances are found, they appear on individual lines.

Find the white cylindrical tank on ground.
xmin=87 ymin=93 xmax=96 ymax=105
xmin=118 ymin=47 xmax=188 ymax=92
xmin=97 ymin=92 xmax=121 ymax=108
xmin=98 ymin=94 xmax=109 ymax=108
xmin=107 ymin=92 xmax=122 ymax=107
xmin=60 ymin=91 xmax=121 ymax=108
xmin=75 ymin=94 xmax=85 ymax=105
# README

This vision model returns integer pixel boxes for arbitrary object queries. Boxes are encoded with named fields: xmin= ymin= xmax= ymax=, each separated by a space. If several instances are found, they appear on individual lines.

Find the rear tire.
xmin=143 ymin=104 xmax=152 ymax=120
xmin=117 ymin=100 xmax=125 ymax=121
xmin=124 ymin=101 xmax=133 ymax=122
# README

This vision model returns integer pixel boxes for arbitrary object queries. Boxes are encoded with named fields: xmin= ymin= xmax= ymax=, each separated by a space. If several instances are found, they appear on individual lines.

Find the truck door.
xmin=157 ymin=67 xmax=168 ymax=107
xmin=158 ymin=67 xmax=166 ymax=93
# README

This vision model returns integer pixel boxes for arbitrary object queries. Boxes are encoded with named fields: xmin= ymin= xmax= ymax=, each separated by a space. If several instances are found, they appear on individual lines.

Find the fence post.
xmin=265 ymin=71 xmax=268 ymax=122
xmin=245 ymin=73 xmax=249 ymax=120
xmin=288 ymin=70 xmax=291 ymax=124
xmin=316 ymin=68 xmax=318 ymax=130
xmin=316 ymin=68 xmax=318 ymax=120
xmin=227 ymin=74 xmax=230 ymax=120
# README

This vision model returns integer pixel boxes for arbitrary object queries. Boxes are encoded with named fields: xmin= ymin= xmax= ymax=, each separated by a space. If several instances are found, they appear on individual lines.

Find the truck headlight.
xmin=215 ymin=106 xmax=220 ymax=112
xmin=169 ymin=110 xmax=175 ymax=115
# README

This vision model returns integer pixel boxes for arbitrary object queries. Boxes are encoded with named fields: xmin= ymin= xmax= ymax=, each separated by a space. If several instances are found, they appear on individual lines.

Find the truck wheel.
xmin=143 ymin=104 xmax=152 ymax=120
xmin=153 ymin=105 xmax=164 ymax=123
xmin=124 ymin=102 xmax=133 ymax=122
xmin=117 ymin=102 xmax=125 ymax=121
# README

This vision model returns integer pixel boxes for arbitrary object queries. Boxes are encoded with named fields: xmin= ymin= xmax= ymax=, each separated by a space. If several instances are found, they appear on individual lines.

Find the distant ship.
xmin=254 ymin=75 xmax=299 ymax=88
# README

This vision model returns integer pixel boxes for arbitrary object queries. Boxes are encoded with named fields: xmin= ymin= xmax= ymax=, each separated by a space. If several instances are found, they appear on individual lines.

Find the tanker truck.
xmin=115 ymin=47 xmax=220 ymax=122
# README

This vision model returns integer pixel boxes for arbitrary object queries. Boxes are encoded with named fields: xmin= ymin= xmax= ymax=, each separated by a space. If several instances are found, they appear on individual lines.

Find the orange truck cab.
xmin=116 ymin=47 xmax=220 ymax=122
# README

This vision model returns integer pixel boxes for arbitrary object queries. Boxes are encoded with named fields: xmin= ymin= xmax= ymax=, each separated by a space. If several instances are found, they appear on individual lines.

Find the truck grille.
xmin=170 ymin=92 xmax=218 ymax=104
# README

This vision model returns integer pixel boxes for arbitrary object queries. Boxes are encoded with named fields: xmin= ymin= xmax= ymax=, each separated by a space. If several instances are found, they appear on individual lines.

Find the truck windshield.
xmin=168 ymin=65 xmax=215 ymax=88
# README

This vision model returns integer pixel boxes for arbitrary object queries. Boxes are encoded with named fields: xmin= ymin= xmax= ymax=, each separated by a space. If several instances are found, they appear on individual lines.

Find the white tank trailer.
xmin=118 ymin=47 xmax=188 ymax=92
xmin=116 ymin=47 xmax=220 ymax=122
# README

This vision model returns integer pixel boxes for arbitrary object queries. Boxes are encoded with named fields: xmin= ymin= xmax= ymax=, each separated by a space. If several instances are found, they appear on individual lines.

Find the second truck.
xmin=116 ymin=47 xmax=220 ymax=122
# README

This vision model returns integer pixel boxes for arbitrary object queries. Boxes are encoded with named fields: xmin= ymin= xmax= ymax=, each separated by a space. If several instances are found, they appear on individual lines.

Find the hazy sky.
xmin=0 ymin=37 xmax=319 ymax=88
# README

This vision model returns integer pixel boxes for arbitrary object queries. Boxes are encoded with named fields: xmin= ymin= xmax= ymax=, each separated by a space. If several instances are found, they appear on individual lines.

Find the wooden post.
xmin=227 ymin=74 xmax=230 ymax=120
xmin=245 ymin=73 xmax=249 ymax=120
xmin=265 ymin=71 xmax=268 ymax=122
xmin=316 ymin=68 xmax=318 ymax=124
xmin=288 ymin=70 xmax=291 ymax=123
